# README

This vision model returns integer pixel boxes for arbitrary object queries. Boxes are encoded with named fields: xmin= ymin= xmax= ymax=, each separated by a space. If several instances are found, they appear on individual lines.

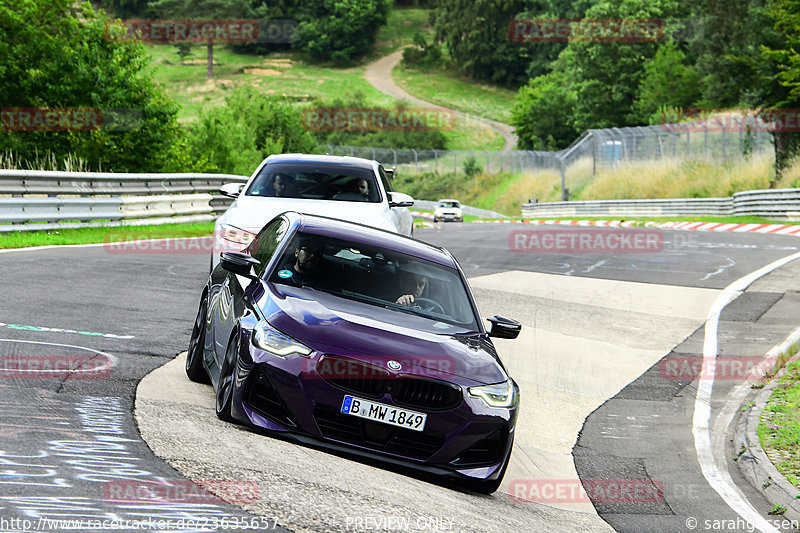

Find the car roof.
xmin=282 ymin=212 xmax=457 ymax=268
xmin=438 ymin=199 xmax=460 ymax=203
xmin=265 ymin=153 xmax=377 ymax=170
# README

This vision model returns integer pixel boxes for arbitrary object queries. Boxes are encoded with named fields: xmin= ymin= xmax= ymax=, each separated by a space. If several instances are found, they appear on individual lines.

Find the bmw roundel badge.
xmin=387 ymin=360 xmax=402 ymax=371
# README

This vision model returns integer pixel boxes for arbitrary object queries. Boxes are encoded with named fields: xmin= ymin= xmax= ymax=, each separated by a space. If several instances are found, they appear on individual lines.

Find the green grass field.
xmin=394 ymin=65 xmax=516 ymax=125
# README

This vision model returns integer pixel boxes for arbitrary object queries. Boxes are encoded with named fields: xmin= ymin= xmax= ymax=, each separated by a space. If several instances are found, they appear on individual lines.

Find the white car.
xmin=434 ymin=199 xmax=463 ymax=222
xmin=213 ymin=154 xmax=414 ymax=267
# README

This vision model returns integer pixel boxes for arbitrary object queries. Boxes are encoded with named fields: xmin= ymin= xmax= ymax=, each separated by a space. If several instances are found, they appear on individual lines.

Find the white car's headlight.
xmin=218 ymin=224 xmax=256 ymax=248
xmin=252 ymin=320 xmax=312 ymax=357
xmin=468 ymin=379 xmax=516 ymax=408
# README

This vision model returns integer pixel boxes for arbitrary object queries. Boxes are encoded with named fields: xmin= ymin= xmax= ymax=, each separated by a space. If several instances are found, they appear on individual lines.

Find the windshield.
xmin=267 ymin=232 xmax=479 ymax=330
xmin=438 ymin=201 xmax=460 ymax=208
xmin=246 ymin=163 xmax=380 ymax=203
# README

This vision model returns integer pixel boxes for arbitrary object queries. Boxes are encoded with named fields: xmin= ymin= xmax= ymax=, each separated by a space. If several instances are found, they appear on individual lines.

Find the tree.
xmin=292 ymin=0 xmax=392 ymax=65
xmin=0 ymin=0 xmax=185 ymax=172
xmin=148 ymin=0 xmax=253 ymax=79
xmin=632 ymin=40 xmax=701 ymax=123
xmin=431 ymin=0 xmax=532 ymax=87
xmin=511 ymin=70 xmax=579 ymax=150
xmin=762 ymin=0 xmax=800 ymax=174
xmin=561 ymin=0 xmax=683 ymax=131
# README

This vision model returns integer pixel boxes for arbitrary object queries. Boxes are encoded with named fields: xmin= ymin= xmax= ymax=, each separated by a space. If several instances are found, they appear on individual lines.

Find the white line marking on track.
xmin=693 ymin=250 xmax=800 ymax=533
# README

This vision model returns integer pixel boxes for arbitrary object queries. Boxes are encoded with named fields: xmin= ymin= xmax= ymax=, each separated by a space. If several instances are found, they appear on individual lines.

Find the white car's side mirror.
xmin=388 ymin=191 xmax=414 ymax=208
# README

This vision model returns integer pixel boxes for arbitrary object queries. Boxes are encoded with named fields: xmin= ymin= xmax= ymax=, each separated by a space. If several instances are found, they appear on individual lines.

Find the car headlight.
xmin=218 ymin=224 xmax=256 ymax=248
xmin=252 ymin=320 xmax=312 ymax=357
xmin=468 ymin=379 xmax=516 ymax=408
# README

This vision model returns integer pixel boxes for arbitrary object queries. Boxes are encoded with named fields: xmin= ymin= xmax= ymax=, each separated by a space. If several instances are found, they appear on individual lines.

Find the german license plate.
xmin=340 ymin=395 xmax=426 ymax=432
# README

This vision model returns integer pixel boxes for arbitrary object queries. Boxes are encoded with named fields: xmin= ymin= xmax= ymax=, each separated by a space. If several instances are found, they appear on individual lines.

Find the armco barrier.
xmin=522 ymin=189 xmax=800 ymax=220
xmin=0 ymin=170 xmax=249 ymax=232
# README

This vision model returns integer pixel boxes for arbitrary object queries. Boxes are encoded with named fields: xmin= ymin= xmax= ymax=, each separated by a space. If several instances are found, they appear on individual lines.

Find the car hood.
xmin=260 ymin=285 xmax=507 ymax=386
xmin=221 ymin=196 xmax=399 ymax=233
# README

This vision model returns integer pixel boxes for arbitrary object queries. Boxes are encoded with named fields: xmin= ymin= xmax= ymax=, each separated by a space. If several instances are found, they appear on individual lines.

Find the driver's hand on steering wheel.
xmin=396 ymin=294 xmax=415 ymax=306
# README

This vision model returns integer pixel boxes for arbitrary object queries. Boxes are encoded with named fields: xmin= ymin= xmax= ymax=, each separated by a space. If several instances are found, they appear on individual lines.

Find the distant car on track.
xmin=433 ymin=199 xmax=463 ymax=222
xmin=213 ymin=154 xmax=415 ymax=269
xmin=187 ymin=212 xmax=522 ymax=493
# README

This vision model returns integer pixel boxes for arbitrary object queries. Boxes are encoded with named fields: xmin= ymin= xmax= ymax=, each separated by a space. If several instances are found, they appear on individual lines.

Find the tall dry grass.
xmin=579 ymin=152 xmax=777 ymax=199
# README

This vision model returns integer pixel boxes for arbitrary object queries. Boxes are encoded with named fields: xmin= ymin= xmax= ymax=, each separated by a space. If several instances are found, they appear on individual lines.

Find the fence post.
xmin=559 ymin=157 xmax=567 ymax=201
xmin=412 ymin=149 xmax=418 ymax=173
xmin=592 ymin=132 xmax=597 ymax=177
xmin=433 ymin=150 xmax=438 ymax=172
xmin=391 ymin=148 xmax=397 ymax=166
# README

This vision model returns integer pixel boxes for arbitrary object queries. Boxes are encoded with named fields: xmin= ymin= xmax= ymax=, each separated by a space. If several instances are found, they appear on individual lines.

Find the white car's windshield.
xmin=247 ymin=163 xmax=380 ymax=203
xmin=438 ymin=201 xmax=460 ymax=208
xmin=268 ymin=232 xmax=479 ymax=330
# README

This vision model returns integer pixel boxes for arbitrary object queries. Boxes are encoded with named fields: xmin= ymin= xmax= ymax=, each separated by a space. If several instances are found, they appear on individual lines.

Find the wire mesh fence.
xmin=318 ymin=118 xmax=776 ymax=202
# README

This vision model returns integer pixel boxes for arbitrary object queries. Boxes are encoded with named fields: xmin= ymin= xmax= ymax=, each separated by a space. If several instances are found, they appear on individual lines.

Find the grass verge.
xmin=0 ymin=222 xmax=215 ymax=249
xmin=758 ymin=355 xmax=800 ymax=488
xmin=394 ymin=64 xmax=515 ymax=125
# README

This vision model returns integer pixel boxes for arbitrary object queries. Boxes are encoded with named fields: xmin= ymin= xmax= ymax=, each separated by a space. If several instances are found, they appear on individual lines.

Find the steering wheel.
xmin=412 ymin=297 xmax=445 ymax=315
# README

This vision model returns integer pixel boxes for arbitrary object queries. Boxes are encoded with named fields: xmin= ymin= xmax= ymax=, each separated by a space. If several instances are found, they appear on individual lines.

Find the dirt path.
xmin=364 ymin=50 xmax=518 ymax=151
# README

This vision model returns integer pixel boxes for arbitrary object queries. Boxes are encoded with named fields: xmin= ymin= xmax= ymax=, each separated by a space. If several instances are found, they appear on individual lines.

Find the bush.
xmin=308 ymin=93 xmax=448 ymax=150
xmin=463 ymin=156 xmax=481 ymax=178
xmin=186 ymin=87 xmax=317 ymax=175
xmin=402 ymin=32 xmax=444 ymax=70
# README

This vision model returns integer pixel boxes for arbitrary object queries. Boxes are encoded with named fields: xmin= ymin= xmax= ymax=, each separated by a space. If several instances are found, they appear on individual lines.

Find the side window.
xmin=250 ymin=219 xmax=288 ymax=274
xmin=378 ymin=165 xmax=394 ymax=195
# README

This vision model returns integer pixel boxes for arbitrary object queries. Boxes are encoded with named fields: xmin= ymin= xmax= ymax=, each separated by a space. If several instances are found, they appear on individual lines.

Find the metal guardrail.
xmin=0 ymin=170 xmax=249 ymax=232
xmin=522 ymin=189 xmax=800 ymax=220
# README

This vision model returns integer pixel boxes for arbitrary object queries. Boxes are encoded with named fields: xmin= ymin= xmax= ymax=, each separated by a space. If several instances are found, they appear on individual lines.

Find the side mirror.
xmin=220 ymin=183 xmax=245 ymax=199
xmin=487 ymin=315 xmax=521 ymax=339
xmin=389 ymin=191 xmax=414 ymax=208
xmin=220 ymin=252 xmax=260 ymax=281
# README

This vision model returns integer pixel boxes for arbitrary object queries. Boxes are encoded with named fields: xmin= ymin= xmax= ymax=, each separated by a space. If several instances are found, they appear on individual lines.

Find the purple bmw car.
xmin=186 ymin=212 xmax=522 ymax=493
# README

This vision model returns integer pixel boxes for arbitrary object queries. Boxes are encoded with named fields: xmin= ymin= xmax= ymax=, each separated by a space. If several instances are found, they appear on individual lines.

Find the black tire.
xmin=186 ymin=298 xmax=210 ymax=383
xmin=215 ymin=332 xmax=238 ymax=422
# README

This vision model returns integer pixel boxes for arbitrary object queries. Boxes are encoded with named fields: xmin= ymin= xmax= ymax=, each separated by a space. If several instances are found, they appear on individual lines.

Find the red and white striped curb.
xmin=411 ymin=210 xmax=435 ymax=221
xmin=472 ymin=218 xmax=800 ymax=235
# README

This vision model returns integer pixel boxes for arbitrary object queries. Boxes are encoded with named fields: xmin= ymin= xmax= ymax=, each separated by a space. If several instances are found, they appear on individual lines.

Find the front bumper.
xmin=230 ymin=349 xmax=516 ymax=482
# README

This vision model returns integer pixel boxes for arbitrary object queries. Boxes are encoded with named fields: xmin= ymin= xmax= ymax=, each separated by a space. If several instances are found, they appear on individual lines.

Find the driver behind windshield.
xmin=395 ymin=272 xmax=428 ymax=306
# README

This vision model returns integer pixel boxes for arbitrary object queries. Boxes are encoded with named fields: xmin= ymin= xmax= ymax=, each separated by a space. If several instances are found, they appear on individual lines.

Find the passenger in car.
xmin=333 ymin=178 xmax=370 ymax=201
xmin=272 ymin=174 xmax=297 ymax=197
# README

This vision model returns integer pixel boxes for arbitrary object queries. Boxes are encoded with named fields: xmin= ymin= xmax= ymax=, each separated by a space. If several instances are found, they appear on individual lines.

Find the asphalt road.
xmin=0 ymin=224 xmax=799 ymax=532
